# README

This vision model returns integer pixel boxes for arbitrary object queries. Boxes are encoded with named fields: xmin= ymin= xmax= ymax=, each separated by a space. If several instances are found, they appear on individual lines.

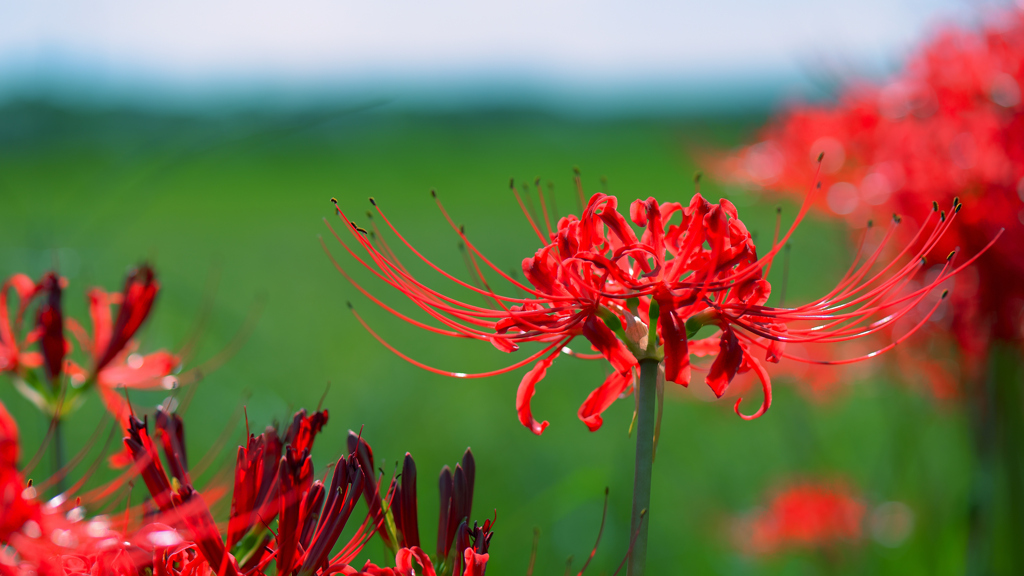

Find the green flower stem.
xmin=52 ymin=415 xmax=65 ymax=494
xmin=628 ymin=358 xmax=659 ymax=576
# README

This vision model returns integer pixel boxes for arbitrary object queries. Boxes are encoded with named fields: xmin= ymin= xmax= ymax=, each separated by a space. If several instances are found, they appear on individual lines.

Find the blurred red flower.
xmin=735 ymin=481 xmax=866 ymax=555
xmin=722 ymin=8 xmax=1024 ymax=375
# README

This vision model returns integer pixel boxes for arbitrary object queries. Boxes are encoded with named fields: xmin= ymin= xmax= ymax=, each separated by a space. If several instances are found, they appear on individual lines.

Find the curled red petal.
xmin=734 ymin=354 xmax=772 ymax=420
xmin=578 ymin=369 xmax=634 ymax=432
xmin=706 ymin=328 xmax=742 ymax=397
xmin=517 ymin=357 xmax=553 ymax=435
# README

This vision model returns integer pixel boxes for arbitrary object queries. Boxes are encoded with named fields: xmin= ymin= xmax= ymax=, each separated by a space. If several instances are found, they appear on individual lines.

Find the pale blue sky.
xmin=0 ymin=0 xmax=996 ymax=111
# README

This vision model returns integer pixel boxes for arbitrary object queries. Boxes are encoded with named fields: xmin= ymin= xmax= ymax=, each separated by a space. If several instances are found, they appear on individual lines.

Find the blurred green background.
xmin=0 ymin=103 xmax=974 ymax=575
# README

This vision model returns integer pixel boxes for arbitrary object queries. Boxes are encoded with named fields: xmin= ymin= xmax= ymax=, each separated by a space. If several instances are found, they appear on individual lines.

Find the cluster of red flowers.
xmin=326 ymin=171 xmax=989 ymax=433
xmin=0 ymin=399 xmax=491 ymax=576
xmin=723 ymin=7 xmax=1024 ymax=386
xmin=0 ymin=266 xmax=178 ymax=422
xmin=734 ymin=482 xmax=866 ymax=555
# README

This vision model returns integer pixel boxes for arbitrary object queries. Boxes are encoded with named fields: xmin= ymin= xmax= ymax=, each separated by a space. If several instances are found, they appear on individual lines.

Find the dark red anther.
xmin=347 ymin=430 xmax=392 ymax=547
xmin=451 ymin=520 xmax=470 ymax=576
xmin=123 ymin=415 xmax=174 ymax=513
xmin=172 ymin=484 xmax=239 ymax=576
xmin=436 ymin=464 xmax=453 ymax=561
xmin=445 ymin=463 xmax=471 ymax=561
xmin=95 ymin=265 xmax=158 ymax=373
xmin=285 ymin=408 xmax=329 ymax=455
xmin=298 ymin=480 xmax=326 ymax=550
xmin=154 ymin=407 xmax=189 ymax=485
xmin=299 ymin=456 xmax=364 ymax=574
xmin=35 ymin=273 xmax=64 ymax=382
xmin=276 ymin=446 xmax=312 ymax=576
xmin=228 ymin=433 xmax=266 ymax=548
xmin=400 ymin=452 xmax=420 ymax=548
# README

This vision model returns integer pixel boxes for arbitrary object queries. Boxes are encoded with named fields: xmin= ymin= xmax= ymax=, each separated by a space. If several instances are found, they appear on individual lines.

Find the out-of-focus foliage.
xmin=0 ymin=104 xmax=977 ymax=575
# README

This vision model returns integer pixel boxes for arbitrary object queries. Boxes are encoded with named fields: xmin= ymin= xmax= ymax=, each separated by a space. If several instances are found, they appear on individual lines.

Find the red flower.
xmin=721 ymin=7 xmax=1024 ymax=366
xmin=0 ymin=274 xmax=45 ymax=376
xmin=327 ymin=176 xmax=992 ymax=433
xmin=734 ymin=481 xmax=866 ymax=555
xmin=61 ymin=266 xmax=176 ymax=423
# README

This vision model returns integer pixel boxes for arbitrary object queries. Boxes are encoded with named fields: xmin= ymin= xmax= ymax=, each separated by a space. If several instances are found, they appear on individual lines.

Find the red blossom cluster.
xmin=326 ymin=173 xmax=990 ymax=433
xmin=0 ymin=400 xmax=492 ymax=576
xmin=0 ymin=266 xmax=178 ymax=422
xmin=735 ymin=482 xmax=866 ymax=555
xmin=723 ymin=8 xmax=1024 ymax=381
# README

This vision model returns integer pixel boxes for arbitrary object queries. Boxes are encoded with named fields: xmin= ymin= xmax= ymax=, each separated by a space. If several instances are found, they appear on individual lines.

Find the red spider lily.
xmin=733 ymin=481 xmax=866 ymax=555
xmin=721 ymin=7 xmax=1024 ymax=364
xmin=326 ymin=173 xmax=995 ymax=434
xmin=2 ymin=398 xmax=491 ymax=576
xmin=0 ymin=265 xmax=176 ymax=425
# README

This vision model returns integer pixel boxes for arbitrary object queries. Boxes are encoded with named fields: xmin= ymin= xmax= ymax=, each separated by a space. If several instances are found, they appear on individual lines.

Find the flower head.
xmin=327 ymin=173 xmax=994 ymax=433
xmin=0 ymin=265 xmax=178 ymax=423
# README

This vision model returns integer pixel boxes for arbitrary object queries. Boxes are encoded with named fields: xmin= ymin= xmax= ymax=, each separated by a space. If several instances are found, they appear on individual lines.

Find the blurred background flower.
xmin=0 ymin=1 xmax=1015 ymax=574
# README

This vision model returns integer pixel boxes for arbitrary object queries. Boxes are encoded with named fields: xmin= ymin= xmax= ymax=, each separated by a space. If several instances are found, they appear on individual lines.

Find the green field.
xmin=0 ymin=104 xmax=975 ymax=575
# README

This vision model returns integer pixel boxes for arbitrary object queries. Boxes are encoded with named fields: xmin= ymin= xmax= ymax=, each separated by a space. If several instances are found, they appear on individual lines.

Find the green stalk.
xmin=52 ymin=415 xmax=65 ymax=494
xmin=628 ymin=358 xmax=659 ymax=576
